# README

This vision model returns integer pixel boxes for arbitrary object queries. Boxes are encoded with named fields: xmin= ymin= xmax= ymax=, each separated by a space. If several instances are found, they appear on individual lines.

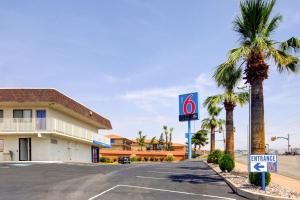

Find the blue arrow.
xmin=254 ymin=163 xmax=264 ymax=171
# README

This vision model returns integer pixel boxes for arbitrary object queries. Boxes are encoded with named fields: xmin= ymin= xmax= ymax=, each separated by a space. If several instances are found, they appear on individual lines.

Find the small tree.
xmin=136 ymin=131 xmax=146 ymax=151
xmin=158 ymin=133 xmax=165 ymax=150
xmin=163 ymin=125 xmax=168 ymax=150
xmin=192 ymin=129 xmax=209 ymax=150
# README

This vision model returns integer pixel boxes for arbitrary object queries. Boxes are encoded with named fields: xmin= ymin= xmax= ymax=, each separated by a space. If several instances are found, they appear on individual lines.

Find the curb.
xmin=204 ymin=161 xmax=296 ymax=200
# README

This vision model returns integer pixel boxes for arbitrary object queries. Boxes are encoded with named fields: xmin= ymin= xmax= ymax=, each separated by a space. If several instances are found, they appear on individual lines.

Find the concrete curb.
xmin=204 ymin=161 xmax=296 ymax=200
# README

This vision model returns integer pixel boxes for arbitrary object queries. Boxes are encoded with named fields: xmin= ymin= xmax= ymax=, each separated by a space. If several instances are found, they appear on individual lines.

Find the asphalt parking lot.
xmin=0 ymin=161 xmax=246 ymax=200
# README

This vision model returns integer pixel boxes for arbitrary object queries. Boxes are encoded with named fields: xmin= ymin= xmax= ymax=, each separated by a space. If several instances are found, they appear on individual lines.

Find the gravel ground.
xmin=208 ymin=163 xmax=300 ymax=199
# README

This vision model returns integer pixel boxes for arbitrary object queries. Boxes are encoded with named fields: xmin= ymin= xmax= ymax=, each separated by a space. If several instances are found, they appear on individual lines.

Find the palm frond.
xmin=269 ymin=47 xmax=299 ymax=72
xmin=280 ymin=37 xmax=300 ymax=53
xmin=203 ymin=95 xmax=224 ymax=108
xmin=235 ymin=92 xmax=250 ymax=106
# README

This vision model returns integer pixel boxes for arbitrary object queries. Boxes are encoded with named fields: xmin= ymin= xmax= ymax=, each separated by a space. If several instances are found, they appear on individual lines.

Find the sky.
xmin=0 ymin=0 xmax=299 ymax=151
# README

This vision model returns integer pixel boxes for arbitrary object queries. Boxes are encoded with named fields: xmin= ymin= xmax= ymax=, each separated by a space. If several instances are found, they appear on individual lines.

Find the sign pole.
xmin=188 ymin=119 xmax=192 ymax=160
xmin=262 ymin=172 xmax=266 ymax=192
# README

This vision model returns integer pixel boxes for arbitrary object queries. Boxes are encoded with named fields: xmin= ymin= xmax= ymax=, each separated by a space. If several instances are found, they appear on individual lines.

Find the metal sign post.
xmin=250 ymin=154 xmax=278 ymax=192
xmin=179 ymin=92 xmax=199 ymax=160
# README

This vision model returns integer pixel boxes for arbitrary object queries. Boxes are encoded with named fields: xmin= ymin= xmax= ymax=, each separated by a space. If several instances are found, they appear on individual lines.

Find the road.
xmin=0 ymin=161 xmax=246 ymax=200
xmin=235 ymin=155 xmax=300 ymax=180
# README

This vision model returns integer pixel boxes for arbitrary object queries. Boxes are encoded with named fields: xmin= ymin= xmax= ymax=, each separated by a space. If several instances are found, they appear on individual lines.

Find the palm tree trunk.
xmin=251 ymin=79 xmax=265 ymax=154
xmin=224 ymin=102 xmax=235 ymax=157
xmin=210 ymin=127 xmax=215 ymax=152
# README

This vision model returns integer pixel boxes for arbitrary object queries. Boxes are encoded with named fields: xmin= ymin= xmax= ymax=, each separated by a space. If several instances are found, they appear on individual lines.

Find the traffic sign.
xmin=250 ymin=154 xmax=277 ymax=173
xmin=179 ymin=92 xmax=199 ymax=121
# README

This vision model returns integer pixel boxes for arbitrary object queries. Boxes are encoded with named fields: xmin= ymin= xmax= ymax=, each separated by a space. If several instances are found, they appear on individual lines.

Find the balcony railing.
xmin=0 ymin=118 xmax=110 ymax=145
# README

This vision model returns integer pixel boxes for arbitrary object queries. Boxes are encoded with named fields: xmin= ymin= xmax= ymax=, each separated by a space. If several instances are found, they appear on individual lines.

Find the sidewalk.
xmin=235 ymin=162 xmax=300 ymax=193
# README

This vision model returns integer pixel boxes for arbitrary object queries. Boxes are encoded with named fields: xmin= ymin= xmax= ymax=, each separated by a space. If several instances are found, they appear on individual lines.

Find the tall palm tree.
xmin=215 ymin=0 xmax=299 ymax=154
xmin=192 ymin=129 xmax=209 ymax=150
xmin=136 ymin=131 xmax=146 ymax=151
xmin=163 ymin=125 xmax=168 ymax=150
xmin=205 ymin=66 xmax=249 ymax=157
xmin=201 ymin=106 xmax=224 ymax=152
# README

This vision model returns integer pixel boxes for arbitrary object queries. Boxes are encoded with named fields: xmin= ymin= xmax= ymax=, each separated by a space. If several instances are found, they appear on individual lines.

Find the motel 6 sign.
xmin=179 ymin=92 xmax=199 ymax=121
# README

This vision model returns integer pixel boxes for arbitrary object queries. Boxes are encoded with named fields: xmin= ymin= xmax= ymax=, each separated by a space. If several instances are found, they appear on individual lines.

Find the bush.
xmin=150 ymin=157 xmax=154 ymax=162
xmin=100 ymin=157 xmax=110 ymax=163
xmin=144 ymin=157 xmax=149 ymax=162
xmin=192 ymin=151 xmax=200 ymax=158
xmin=207 ymin=150 xmax=223 ymax=164
xmin=154 ymin=157 xmax=159 ymax=162
xmin=249 ymin=172 xmax=271 ymax=186
xmin=130 ymin=156 xmax=137 ymax=162
xmin=137 ymin=157 xmax=142 ymax=162
xmin=166 ymin=154 xmax=174 ymax=162
xmin=113 ymin=158 xmax=117 ymax=163
xmin=219 ymin=154 xmax=235 ymax=172
xmin=159 ymin=157 xmax=164 ymax=162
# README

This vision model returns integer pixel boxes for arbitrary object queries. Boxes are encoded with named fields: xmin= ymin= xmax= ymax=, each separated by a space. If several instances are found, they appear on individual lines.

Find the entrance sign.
xmin=179 ymin=92 xmax=199 ymax=121
xmin=250 ymin=154 xmax=277 ymax=173
xmin=179 ymin=92 xmax=199 ymax=160
xmin=250 ymin=154 xmax=278 ymax=192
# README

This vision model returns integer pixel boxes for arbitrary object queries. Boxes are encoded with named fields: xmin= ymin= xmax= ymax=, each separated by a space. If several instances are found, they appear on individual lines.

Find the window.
xmin=13 ymin=109 xmax=32 ymax=122
xmin=111 ymin=139 xmax=115 ymax=144
xmin=0 ymin=140 xmax=3 ymax=152
xmin=0 ymin=110 xmax=3 ymax=122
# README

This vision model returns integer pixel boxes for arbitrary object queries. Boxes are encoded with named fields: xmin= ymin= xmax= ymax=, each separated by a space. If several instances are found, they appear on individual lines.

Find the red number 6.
xmin=183 ymin=94 xmax=196 ymax=115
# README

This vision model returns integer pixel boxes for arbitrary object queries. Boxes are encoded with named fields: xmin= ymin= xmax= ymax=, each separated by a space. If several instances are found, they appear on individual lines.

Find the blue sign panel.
xmin=250 ymin=154 xmax=277 ymax=173
xmin=179 ymin=92 xmax=199 ymax=121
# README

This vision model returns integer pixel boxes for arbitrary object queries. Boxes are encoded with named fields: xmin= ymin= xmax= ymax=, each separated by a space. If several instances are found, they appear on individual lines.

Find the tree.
xmin=201 ymin=106 xmax=224 ymax=152
xmin=168 ymin=128 xmax=174 ymax=149
xmin=205 ymin=66 xmax=249 ymax=157
xmin=158 ymin=133 xmax=165 ymax=150
xmin=163 ymin=125 xmax=168 ymax=150
xmin=192 ymin=129 xmax=209 ymax=150
xmin=150 ymin=136 xmax=157 ymax=150
xmin=136 ymin=131 xmax=146 ymax=151
xmin=215 ymin=0 xmax=299 ymax=154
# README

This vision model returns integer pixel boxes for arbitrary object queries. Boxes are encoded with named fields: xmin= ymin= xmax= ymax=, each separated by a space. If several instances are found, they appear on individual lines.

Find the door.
xmin=19 ymin=138 xmax=31 ymax=161
xmin=91 ymin=146 xmax=99 ymax=163
xmin=36 ymin=110 xmax=46 ymax=130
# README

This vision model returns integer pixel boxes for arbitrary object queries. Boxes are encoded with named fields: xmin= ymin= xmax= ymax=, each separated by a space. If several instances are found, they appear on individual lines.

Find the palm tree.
xmin=215 ymin=0 xmax=299 ymax=154
xmin=136 ymin=131 xmax=146 ymax=151
xmin=192 ymin=129 xmax=209 ymax=150
xmin=168 ymin=128 xmax=174 ymax=149
xmin=201 ymin=106 xmax=224 ymax=152
xmin=158 ymin=133 xmax=165 ymax=150
xmin=163 ymin=125 xmax=168 ymax=150
xmin=150 ymin=136 xmax=157 ymax=150
xmin=205 ymin=66 xmax=249 ymax=157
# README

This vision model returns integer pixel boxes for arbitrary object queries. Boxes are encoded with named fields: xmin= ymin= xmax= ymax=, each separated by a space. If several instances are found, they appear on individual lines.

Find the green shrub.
xmin=159 ymin=157 xmax=164 ymax=162
xmin=249 ymin=172 xmax=271 ymax=186
xmin=166 ymin=154 xmax=174 ymax=162
xmin=137 ymin=157 xmax=142 ymax=162
xmin=154 ymin=157 xmax=159 ymax=162
xmin=130 ymin=156 xmax=137 ymax=162
xmin=113 ymin=158 xmax=117 ymax=162
xmin=150 ymin=157 xmax=154 ymax=162
xmin=219 ymin=154 xmax=235 ymax=172
xmin=100 ymin=157 xmax=110 ymax=163
xmin=192 ymin=151 xmax=200 ymax=158
xmin=144 ymin=157 xmax=149 ymax=162
xmin=207 ymin=150 xmax=223 ymax=164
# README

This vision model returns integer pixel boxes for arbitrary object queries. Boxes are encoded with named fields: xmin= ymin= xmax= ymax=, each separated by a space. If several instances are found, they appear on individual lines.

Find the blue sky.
xmin=0 ymin=0 xmax=299 ymax=151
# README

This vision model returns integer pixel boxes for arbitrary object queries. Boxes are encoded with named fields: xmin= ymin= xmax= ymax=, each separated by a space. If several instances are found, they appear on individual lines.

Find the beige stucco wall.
xmin=0 ymin=134 xmax=91 ymax=162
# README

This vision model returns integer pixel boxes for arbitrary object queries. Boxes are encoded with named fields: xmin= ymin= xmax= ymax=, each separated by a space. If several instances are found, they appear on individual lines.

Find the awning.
xmin=92 ymin=140 xmax=112 ymax=148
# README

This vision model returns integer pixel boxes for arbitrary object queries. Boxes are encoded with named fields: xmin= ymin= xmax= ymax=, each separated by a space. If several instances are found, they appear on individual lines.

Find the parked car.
xmin=118 ymin=156 xmax=131 ymax=164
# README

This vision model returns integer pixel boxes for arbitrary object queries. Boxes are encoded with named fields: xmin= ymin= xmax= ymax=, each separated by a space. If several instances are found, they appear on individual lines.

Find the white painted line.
xmin=0 ymin=166 xmax=9 ymax=169
xmin=136 ymin=175 xmax=225 ymax=185
xmin=88 ymin=185 xmax=119 ymax=200
xmin=118 ymin=184 xmax=236 ymax=200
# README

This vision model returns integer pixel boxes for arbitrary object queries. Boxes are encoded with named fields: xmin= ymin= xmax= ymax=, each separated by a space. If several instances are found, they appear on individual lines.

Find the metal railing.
xmin=0 ymin=118 xmax=110 ymax=145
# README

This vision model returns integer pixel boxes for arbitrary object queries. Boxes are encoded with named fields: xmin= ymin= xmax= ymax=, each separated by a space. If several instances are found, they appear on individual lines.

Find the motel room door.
xmin=19 ymin=138 xmax=31 ymax=161
xmin=91 ymin=146 xmax=99 ymax=163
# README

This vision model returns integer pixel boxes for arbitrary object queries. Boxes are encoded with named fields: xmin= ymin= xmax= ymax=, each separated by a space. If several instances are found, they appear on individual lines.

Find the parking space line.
xmin=88 ymin=185 xmax=119 ymax=200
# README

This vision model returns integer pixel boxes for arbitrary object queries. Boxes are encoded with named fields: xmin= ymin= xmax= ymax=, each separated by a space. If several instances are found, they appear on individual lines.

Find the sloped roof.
xmin=0 ymin=88 xmax=112 ymax=129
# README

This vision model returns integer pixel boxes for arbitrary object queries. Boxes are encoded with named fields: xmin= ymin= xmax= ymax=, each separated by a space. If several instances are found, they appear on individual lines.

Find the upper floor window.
xmin=111 ymin=139 xmax=115 ymax=144
xmin=13 ymin=109 xmax=32 ymax=122
xmin=0 ymin=110 xmax=3 ymax=122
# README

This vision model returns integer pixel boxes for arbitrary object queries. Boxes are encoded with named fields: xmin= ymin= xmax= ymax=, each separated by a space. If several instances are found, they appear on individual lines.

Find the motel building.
xmin=0 ymin=89 xmax=112 ymax=163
